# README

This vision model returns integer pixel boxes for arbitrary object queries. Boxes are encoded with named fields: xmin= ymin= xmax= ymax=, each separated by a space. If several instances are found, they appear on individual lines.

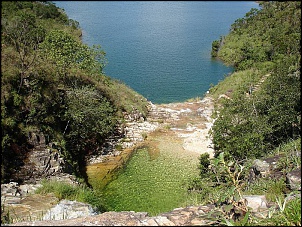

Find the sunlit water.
xmin=54 ymin=1 xmax=259 ymax=104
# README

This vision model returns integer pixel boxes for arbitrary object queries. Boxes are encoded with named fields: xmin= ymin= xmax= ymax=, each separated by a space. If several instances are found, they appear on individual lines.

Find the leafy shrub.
xmin=199 ymin=153 xmax=210 ymax=175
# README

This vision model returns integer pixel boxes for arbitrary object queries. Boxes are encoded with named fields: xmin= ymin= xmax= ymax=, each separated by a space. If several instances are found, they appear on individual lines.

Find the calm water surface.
xmin=55 ymin=1 xmax=259 ymax=103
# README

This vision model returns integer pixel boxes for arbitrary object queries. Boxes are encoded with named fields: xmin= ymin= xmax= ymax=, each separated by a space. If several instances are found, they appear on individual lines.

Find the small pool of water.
xmin=86 ymin=132 xmax=200 ymax=215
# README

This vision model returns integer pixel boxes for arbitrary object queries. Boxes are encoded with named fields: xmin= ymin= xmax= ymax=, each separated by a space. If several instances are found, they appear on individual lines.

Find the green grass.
xmin=35 ymin=179 xmax=106 ymax=212
xmin=270 ymin=138 xmax=301 ymax=173
xmin=249 ymin=196 xmax=301 ymax=226
xmin=242 ymin=178 xmax=288 ymax=203
xmin=208 ymin=69 xmax=264 ymax=100
xmin=101 ymin=147 xmax=200 ymax=216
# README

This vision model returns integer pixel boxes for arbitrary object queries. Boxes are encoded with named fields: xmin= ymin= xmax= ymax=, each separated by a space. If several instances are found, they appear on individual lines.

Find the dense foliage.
xmin=1 ymin=1 xmax=149 ymax=183
xmin=210 ymin=1 xmax=301 ymax=161
xmin=194 ymin=2 xmax=301 ymax=223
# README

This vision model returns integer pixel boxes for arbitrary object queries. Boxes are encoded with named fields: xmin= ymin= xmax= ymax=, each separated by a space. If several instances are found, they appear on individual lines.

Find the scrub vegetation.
xmin=1 ymin=1 xmax=149 ymax=183
xmin=1 ymin=1 xmax=300 ymax=226
xmin=193 ymin=1 xmax=301 ymax=225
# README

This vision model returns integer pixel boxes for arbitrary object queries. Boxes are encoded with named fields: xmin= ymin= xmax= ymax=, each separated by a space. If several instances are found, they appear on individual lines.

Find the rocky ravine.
xmin=2 ymin=95 xmax=300 ymax=226
xmin=1 ymin=96 xmax=217 ymax=225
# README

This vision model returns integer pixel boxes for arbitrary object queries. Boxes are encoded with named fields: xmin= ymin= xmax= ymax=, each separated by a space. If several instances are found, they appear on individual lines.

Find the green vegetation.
xmin=192 ymin=1 xmax=301 ymax=225
xmin=35 ymin=179 xmax=106 ymax=212
xmin=210 ymin=1 xmax=300 ymax=161
xmin=1 ymin=1 xmax=149 ymax=183
xmin=1 ymin=1 xmax=300 ymax=226
xmin=101 ymin=146 xmax=199 ymax=216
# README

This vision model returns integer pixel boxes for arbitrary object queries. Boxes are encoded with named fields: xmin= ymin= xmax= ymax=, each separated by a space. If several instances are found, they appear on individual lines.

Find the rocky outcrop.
xmin=4 ymin=199 xmax=283 ymax=226
xmin=86 ymin=105 xmax=161 ymax=165
xmin=10 ymin=129 xmax=76 ymax=185
xmin=87 ymin=97 xmax=215 ymax=165
xmin=2 ymin=98 xmax=301 ymax=226
xmin=42 ymin=200 xmax=97 ymax=221
xmin=1 ymin=205 xmax=235 ymax=226
xmin=249 ymin=152 xmax=301 ymax=192
xmin=286 ymin=168 xmax=301 ymax=191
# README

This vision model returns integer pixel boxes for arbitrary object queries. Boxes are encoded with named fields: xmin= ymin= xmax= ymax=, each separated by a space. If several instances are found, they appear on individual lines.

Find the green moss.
xmin=101 ymin=147 xmax=199 ymax=216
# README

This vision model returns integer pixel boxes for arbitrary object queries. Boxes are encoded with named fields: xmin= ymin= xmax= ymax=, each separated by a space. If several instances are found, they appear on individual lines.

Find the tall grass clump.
xmin=271 ymin=138 xmax=301 ymax=173
xmin=243 ymin=178 xmax=288 ymax=203
xmin=35 ymin=179 xmax=106 ymax=212
xmin=208 ymin=69 xmax=263 ymax=100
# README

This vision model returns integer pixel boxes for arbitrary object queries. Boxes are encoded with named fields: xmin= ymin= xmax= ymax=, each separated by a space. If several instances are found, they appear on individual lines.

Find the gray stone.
xmin=252 ymin=159 xmax=270 ymax=177
xmin=42 ymin=199 xmax=97 ymax=221
xmin=242 ymin=195 xmax=268 ymax=212
xmin=153 ymin=216 xmax=176 ymax=226
xmin=286 ymin=168 xmax=301 ymax=190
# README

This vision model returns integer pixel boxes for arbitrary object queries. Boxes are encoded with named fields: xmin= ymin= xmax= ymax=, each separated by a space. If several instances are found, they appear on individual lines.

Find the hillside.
xmin=1 ymin=1 xmax=301 ymax=226
xmin=1 ymin=1 xmax=149 ymax=184
xmin=210 ymin=1 xmax=300 ymax=160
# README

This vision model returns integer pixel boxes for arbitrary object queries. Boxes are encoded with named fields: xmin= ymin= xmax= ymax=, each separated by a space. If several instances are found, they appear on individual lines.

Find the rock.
xmin=10 ymin=144 xmax=75 ymax=185
xmin=242 ymin=195 xmax=268 ymax=212
xmin=286 ymin=168 xmax=301 ymax=191
xmin=249 ymin=155 xmax=285 ymax=182
xmin=27 ymin=130 xmax=46 ymax=148
xmin=42 ymin=200 xmax=98 ymax=221
xmin=252 ymin=159 xmax=270 ymax=177
xmin=2 ymin=196 xmax=21 ymax=204
xmin=151 ymin=216 xmax=176 ymax=226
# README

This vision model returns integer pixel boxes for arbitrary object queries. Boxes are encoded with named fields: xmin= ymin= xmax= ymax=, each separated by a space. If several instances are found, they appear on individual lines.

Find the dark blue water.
xmin=54 ymin=1 xmax=259 ymax=104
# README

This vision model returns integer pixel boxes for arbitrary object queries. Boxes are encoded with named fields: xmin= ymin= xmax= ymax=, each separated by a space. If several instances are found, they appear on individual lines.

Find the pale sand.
xmin=153 ymin=96 xmax=215 ymax=158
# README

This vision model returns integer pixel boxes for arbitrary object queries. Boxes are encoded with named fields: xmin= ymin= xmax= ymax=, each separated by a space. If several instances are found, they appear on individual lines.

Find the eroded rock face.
xmin=5 ymin=200 xmax=283 ymax=226
xmin=7 ymin=129 xmax=75 ymax=185
xmin=1 ymin=182 xmax=59 ymax=224
xmin=6 ymin=205 xmax=221 ymax=226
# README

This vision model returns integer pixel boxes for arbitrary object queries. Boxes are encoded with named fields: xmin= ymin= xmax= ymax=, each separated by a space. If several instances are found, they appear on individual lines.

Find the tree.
xmin=2 ymin=11 xmax=46 ymax=92
xmin=39 ymin=30 xmax=106 ymax=76
xmin=211 ymin=1 xmax=301 ymax=160
xmin=62 ymin=85 xmax=117 ymax=177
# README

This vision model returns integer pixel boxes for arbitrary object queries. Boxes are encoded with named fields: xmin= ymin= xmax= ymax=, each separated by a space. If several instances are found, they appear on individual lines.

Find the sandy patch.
xmin=153 ymin=96 xmax=215 ymax=158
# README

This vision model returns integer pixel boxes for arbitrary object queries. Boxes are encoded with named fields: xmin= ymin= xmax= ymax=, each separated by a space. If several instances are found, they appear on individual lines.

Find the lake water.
xmin=54 ymin=1 xmax=259 ymax=104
